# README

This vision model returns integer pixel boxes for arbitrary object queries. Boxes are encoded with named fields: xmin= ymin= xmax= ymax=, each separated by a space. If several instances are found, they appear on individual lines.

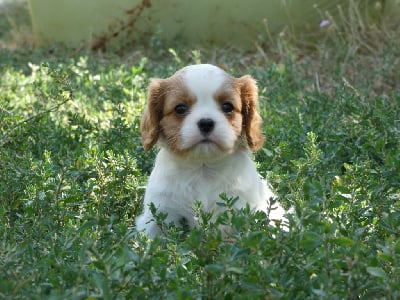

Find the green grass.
xmin=1 ymin=2 xmax=400 ymax=299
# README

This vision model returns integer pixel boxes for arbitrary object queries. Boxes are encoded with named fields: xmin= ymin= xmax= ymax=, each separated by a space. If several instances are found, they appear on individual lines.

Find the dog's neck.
xmin=156 ymin=146 xmax=251 ymax=171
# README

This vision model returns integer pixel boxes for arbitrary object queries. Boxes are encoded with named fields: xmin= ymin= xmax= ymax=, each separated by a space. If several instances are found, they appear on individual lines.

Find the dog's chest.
xmin=150 ymin=161 xmax=243 ymax=208
xmin=148 ymin=149 xmax=261 ymax=211
xmin=175 ymin=165 xmax=235 ymax=208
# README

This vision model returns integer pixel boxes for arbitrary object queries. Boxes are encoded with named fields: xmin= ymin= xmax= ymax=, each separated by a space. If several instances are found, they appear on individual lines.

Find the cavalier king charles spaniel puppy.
xmin=136 ymin=64 xmax=286 ymax=238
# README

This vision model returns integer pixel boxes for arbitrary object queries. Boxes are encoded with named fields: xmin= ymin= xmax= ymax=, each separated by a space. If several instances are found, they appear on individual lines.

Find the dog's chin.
xmin=181 ymin=138 xmax=234 ymax=160
xmin=194 ymin=139 xmax=222 ymax=153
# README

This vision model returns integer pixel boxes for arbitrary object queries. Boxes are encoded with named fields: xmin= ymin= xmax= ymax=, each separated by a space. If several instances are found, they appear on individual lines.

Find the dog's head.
xmin=141 ymin=64 xmax=265 ymax=159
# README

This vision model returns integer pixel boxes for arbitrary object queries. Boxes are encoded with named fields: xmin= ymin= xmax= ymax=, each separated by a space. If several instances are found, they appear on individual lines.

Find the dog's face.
xmin=141 ymin=64 xmax=265 ymax=159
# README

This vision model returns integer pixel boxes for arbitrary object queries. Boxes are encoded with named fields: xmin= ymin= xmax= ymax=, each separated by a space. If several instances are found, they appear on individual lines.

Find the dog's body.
xmin=136 ymin=64 xmax=285 ymax=238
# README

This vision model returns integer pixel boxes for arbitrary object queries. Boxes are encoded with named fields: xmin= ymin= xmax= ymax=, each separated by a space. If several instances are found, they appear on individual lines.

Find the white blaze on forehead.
xmin=182 ymin=64 xmax=228 ymax=100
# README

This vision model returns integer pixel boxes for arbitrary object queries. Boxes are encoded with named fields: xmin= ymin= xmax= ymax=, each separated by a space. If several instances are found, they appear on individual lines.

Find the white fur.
xmin=136 ymin=148 xmax=285 ymax=238
xmin=136 ymin=64 xmax=286 ymax=238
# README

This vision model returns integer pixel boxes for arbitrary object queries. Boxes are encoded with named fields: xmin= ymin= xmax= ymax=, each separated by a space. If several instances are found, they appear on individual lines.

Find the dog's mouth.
xmin=198 ymin=137 xmax=224 ymax=148
xmin=199 ymin=138 xmax=213 ymax=144
xmin=193 ymin=138 xmax=228 ymax=152
xmin=178 ymin=131 xmax=238 ymax=157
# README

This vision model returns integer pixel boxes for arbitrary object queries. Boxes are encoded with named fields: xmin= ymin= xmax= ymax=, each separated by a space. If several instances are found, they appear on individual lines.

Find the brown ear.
xmin=238 ymin=75 xmax=265 ymax=151
xmin=141 ymin=78 xmax=165 ymax=151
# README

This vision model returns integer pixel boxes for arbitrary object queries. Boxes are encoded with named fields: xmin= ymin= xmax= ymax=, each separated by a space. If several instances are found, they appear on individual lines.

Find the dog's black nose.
xmin=198 ymin=118 xmax=215 ymax=134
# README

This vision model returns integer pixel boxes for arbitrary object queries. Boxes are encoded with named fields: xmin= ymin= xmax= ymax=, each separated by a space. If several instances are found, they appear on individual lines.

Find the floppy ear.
xmin=238 ymin=75 xmax=265 ymax=151
xmin=141 ymin=78 xmax=165 ymax=151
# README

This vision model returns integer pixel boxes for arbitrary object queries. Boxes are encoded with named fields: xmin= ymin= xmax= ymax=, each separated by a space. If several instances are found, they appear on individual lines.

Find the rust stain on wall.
xmin=91 ymin=0 xmax=151 ymax=52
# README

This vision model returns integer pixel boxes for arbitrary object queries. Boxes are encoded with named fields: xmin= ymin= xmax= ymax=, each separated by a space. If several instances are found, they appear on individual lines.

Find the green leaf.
xmin=205 ymin=264 xmax=223 ymax=273
xmin=312 ymin=289 xmax=327 ymax=297
xmin=300 ymin=231 xmax=323 ymax=250
xmin=366 ymin=267 xmax=387 ymax=279
xmin=227 ymin=267 xmax=244 ymax=274
xmin=92 ymin=271 xmax=111 ymax=299
xmin=332 ymin=237 xmax=355 ymax=247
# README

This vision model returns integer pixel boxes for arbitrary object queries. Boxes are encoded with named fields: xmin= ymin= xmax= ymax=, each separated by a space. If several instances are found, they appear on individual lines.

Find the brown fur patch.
xmin=159 ymin=76 xmax=195 ymax=154
xmin=141 ymin=72 xmax=196 ymax=153
xmin=141 ymin=78 xmax=165 ymax=151
xmin=235 ymin=75 xmax=265 ymax=151
xmin=214 ymin=82 xmax=243 ymax=141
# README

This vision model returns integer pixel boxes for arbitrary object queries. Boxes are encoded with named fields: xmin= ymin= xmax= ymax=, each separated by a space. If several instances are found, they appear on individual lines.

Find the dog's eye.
xmin=221 ymin=102 xmax=234 ymax=114
xmin=175 ymin=104 xmax=188 ymax=116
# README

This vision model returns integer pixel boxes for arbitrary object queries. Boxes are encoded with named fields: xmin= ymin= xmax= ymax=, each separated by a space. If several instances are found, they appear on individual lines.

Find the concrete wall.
xmin=28 ymin=0 xmax=393 ymax=49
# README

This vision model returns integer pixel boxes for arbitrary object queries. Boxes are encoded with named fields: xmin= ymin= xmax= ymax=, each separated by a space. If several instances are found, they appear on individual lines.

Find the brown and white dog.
xmin=136 ymin=64 xmax=285 ymax=238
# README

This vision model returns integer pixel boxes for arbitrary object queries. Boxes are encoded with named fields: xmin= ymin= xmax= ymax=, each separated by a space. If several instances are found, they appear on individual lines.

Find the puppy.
xmin=136 ymin=64 xmax=285 ymax=238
